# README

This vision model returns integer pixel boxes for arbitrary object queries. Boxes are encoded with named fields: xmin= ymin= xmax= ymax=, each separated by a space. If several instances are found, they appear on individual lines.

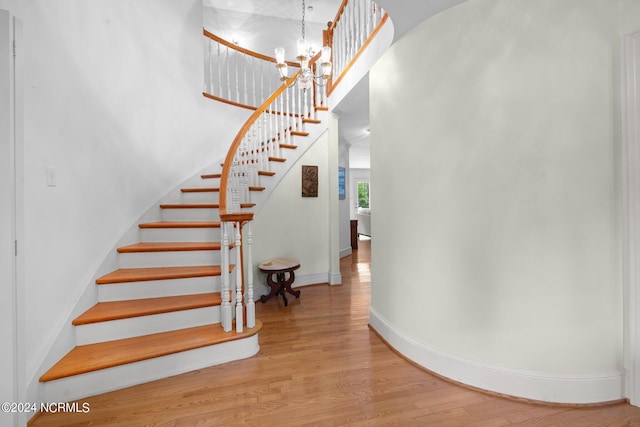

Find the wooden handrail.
xmin=202 ymin=92 xmax=257 ymax=112
xmin=219 ymin=51 xmax=322 ymax=221
xmin=218 ymin=74 xmax=294 ymax=220
xmin=327 ymin=11 xmax=389 ymax=97
xmin=329 ymin=0 xmax=350 ymax=30
xmin=203 ymin=29 xmax=300 ymax=68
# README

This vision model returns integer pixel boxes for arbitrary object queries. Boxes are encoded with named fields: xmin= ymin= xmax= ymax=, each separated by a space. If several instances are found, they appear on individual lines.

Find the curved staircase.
xmin=39 ymin=116 xmax=327 ymax=402
xmin=39 ymin=172 xmax=262 ymax=403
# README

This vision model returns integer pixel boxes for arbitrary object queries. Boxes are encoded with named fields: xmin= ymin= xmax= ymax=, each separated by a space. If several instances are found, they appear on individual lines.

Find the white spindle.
xmin=221 ymin=221 xmax=231 ymax=332
xmin=235 ymin=222 xmax=244 ymax=333
xmin=243 ymin=53 xmax=248 ymax=105
xmin=252 ymin=57 xmax=257 ymax=107
xmin=225 ymin=46 xmax=231 ymax=100
xmin=235 ymin=50 xmax=239 ymax=103
xmin=285 ymin=88 xmax=291 ymax=145
xmin=246 ymin=221 xmax=255 ymax=328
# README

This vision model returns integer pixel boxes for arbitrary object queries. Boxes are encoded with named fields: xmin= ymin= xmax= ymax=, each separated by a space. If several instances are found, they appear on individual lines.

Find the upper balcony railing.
xmin=326 ymin=0 xmax=388 ymax=95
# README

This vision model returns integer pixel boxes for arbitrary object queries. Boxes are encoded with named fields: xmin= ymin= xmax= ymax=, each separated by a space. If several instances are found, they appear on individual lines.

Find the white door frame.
xmin=0 ymin=9 xmax=18 ymax=427
xmin=622 ymin=30 xmax=640 ymax=407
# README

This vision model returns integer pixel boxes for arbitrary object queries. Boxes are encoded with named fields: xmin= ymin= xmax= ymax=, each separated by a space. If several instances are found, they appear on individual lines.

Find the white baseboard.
xmin=340 ymin=247 xmax=352 ymax=258
xmin=369 ymin=308 xmax=624 ymax=404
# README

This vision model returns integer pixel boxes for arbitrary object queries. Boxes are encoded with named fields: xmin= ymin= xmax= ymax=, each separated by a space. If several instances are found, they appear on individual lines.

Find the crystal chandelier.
xmin=274 ymin=0 xmax=332 ymax=90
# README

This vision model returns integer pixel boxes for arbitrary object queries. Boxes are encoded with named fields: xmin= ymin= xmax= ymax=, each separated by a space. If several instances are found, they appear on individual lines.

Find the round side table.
xmin=259 ymin=258 xmax=301 ymax=306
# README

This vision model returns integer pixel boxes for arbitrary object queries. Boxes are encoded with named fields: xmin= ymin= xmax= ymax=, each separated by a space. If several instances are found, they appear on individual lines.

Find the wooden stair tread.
xmin=39 ymin=320 xmax=262 ymax=382
xmin=117 ymin=242 xmax=222 ymax=253
xmin=241 ymin=203 xmax=256 ymax=208
xmin=249 ymin=186 xmax=265 ymax=192
xmin=258 ymin=171 xmax=276 ymax=177
xmin=303 ymin=118 xmax=322 ymax=124
xmin=73 ymin=293 xmax=222 ymax=325
xmin=160 ymin=203 xmax=219 ymax=209
xmin=201 ymin=173 xmax=221 ymax=179
xmin=138 ymin=221 xmax=221 ymax=229
xmin=96 ymin=265 xmax=229 ymax=284
xmin=180 ymin=187 xmax=220 ymax=193
xmin=315 ymin=106 xmax=329 ymax=111
xmin=291 ymin=131 xmax=310 ymax=137
xmin=279 ymin=144 xmax=297 ymax=149
xmin=269 ymin=157 xmax=286 ymax=163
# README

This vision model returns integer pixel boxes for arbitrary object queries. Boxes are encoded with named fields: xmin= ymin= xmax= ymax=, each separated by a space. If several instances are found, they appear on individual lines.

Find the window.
xmin=357 ymin=181 xmax=370 ymax=209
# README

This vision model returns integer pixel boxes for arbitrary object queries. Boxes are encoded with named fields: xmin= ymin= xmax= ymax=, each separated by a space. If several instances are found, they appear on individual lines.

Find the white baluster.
xmin=217 ymin=42 xmax=222 ymax=97
xmin=243 ymin=53 xmax=248 ymax=106
xmin=207 ymin=39 xmax=213 ymax=94
xmin=226 ymin=46 xmax=231 ymax=101
xmin=235 ymin=222 xmax=244 ymax=332
xmin=246 ymin=221 xmax=255 ymax=328
xmin=252 ymin=57 xmax=257 ymax=107
xmin=279 ymin=93 xmax=285 ymax=156
xmin=235 ymin=49 xmax=239 ymax=103
xmin=221 ymin=221 xmax=231 ymax=332
xmin=285 ymin=88 xmax=291 ymax=145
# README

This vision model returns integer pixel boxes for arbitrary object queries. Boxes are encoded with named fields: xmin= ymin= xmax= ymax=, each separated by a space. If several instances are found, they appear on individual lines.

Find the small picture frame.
xmin=338 ymin=167 xmax=345 ymax=200
xmin=302 ymin=165 xmax=318 ymax=197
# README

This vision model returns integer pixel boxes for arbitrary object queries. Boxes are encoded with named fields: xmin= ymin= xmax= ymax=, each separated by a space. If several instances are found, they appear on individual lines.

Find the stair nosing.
xmin=117 ymin=242 xmax=223 ymax=253
xmin=160 ymin=203 xmax=219 ymax=209
xmin=180 ymin=187 xmax=220 ymax=193
xmin=72 ymin=292 xmax=223 ymax=325
xmin=138 ymin=221 xmax=221 ymax=229
xmin=96 ymin=265 xmax=233 ymax=285
xmin=39 ymin=321 xmax=262 ymax=382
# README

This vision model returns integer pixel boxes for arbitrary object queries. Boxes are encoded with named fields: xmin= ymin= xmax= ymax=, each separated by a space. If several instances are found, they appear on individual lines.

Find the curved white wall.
xmin=369 ymin=0 xmax=640 ymax=403
xmin=3 ymin=0 xmax=252 ymax=398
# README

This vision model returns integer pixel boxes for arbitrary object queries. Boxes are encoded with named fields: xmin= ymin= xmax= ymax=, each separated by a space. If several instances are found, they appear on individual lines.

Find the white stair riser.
xmin=161 ymin=208 xmax=219 ymax=222
xmin=119 ymin=250 xmax=222 ymax=268
xmin=75 ymin=306 xmax=221 ymax=345
xmin=181 ymin=192 xmax=220 ymax=204
xmin=98 ymin=275 xmax=225 ymax=302
xmin=140 ymin=227 xmax=221 ymax=242
xmin=42 ymin=335 xmax=259 ymax=404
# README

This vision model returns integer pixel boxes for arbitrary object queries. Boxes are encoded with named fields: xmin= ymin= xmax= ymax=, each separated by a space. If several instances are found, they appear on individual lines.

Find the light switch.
xmin=47 ymin=166 xmax=56 ymax=187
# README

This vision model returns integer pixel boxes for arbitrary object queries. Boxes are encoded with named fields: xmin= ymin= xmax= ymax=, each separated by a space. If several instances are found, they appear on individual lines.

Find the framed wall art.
xmin=302 ymin=165 xmax=318 ymax=197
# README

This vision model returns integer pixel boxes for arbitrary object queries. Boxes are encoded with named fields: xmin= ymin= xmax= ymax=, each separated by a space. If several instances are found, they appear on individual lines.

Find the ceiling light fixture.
xmin=274 ymin=0 xmax=332 ymax=90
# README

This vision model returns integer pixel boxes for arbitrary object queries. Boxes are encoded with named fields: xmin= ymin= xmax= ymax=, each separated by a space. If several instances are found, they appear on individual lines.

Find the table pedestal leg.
xmin=260 ymin=271 xmax=300 ymax=306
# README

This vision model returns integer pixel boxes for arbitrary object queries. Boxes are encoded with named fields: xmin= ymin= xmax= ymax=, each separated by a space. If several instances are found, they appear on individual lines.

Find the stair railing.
xmin=212 ymin=0 xmax=389 ymax=334
xmin=219 ymin=53 xmax=326 ymax=332
xmin=203 ymin=29 xmax=301 ymax=110
xmin=325 ymin=0 xmax=388 ymax=96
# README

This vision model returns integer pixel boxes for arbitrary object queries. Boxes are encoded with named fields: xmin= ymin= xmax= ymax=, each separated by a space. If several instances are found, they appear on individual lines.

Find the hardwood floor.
xmin=30 ymin=238 xmax=640 ymax=426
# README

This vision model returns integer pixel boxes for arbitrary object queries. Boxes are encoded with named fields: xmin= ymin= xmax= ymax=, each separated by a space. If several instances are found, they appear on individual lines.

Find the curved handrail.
xmin=203 ymin=29 xmax=300 ymax=68
xmin=219 ymin=52 xmax=322 ymax=221
xmin=203 ymin=29 xmax=302 ymax=110
xmin=327 ymin=12 xmax=389 ymax=96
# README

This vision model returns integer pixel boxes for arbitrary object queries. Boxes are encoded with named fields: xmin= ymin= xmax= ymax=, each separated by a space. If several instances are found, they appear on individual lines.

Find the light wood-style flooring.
xmin=30 ymin=239 xmax=640 ymax=426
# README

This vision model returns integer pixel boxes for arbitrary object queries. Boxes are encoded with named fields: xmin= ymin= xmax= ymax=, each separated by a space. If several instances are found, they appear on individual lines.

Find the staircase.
xmin=37 ymin=0 xmax=390 ymax=404
xmin=38 ymin=171 xmax=261 ymax=403
xmin=39 ymin=114 xmax=328 ymax=403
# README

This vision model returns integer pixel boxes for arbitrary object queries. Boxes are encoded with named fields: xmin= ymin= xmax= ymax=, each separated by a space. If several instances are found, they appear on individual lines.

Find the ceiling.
xmin=203 ymin=0 xmax=341 ymax=25
xmin=202 ymin=0 xmax=468 ymax=169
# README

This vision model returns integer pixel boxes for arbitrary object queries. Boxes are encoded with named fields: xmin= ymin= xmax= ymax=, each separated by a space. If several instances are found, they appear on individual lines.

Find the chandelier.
xmin=274 ymin=0 xmax=332 ymax=90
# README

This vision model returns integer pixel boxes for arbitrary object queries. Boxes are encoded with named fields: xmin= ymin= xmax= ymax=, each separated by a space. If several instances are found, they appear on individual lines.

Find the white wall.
xmin=370 ymin=0 xmax=640 ymax=403
xmin=339 ymin=140 xmax=351 ymax=258
xmin=203 ymin=7 xmax=326 ymax=62
xmin=1 ymin=0 xmax=252 ymax=401
xmin=252 ymin=123 xmax=340 ymax=292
